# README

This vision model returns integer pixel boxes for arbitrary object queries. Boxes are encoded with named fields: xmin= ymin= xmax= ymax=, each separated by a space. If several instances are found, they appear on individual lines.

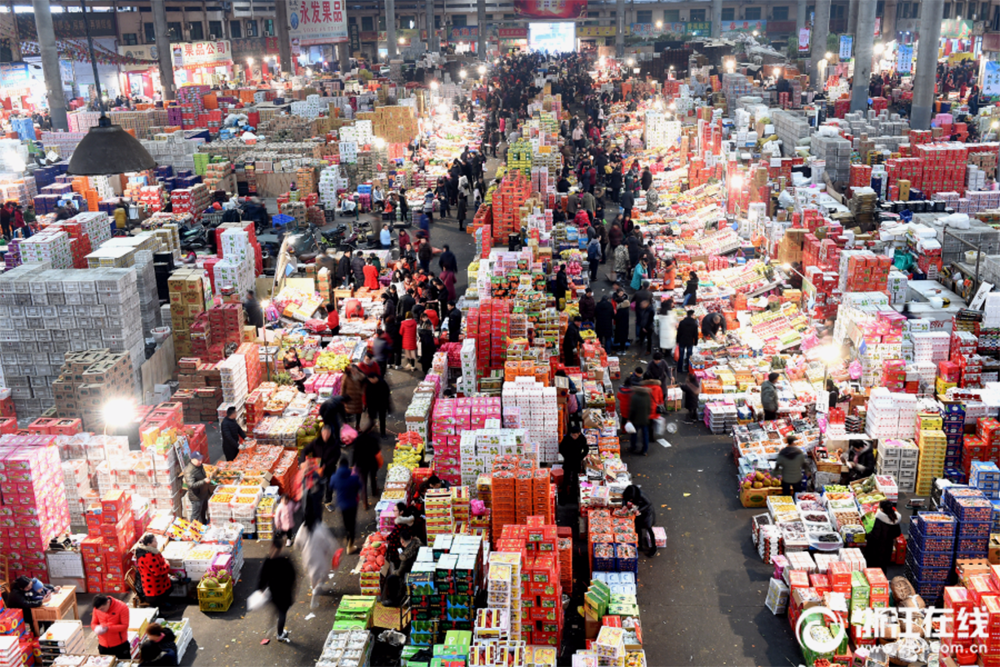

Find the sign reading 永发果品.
xmin=289 ymin=0 xmax=349 ymax=45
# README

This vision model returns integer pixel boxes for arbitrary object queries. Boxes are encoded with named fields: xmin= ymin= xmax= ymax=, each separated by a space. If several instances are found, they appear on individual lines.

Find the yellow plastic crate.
xmin=199 ymin=590 xmax=233 ymax=612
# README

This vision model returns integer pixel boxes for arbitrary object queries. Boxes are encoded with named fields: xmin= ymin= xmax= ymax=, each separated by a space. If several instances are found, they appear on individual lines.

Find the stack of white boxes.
xmin=218 ymin=353 xmax=249 ymax=410
xmin=61 ymin=459 xmax=92 ymax=530
xmin=290 ymin=94 xmax=328 ymax=118
xmin=643 ymin=110 xmax=681 ymax=150
xmin=866 ymin=388 xmax=912 ymax=439
xmin=75 ymin=211 xmax=113 ymax=248
xmin=484 ymin=552 xmax=520 ymax=641
xmin=214 ymin=229 xmax=255 ymax=296
xmin=912 ymin=331 xmax=951 ymax=364
xmin=318 ymin=165 xmax=347 ymax=208
xmin=0 ymin=265 xmax=144 ymax=420
xmin=887 ymin=270 xmax=908 ymax=305
xmin=875 ymin=438 xmax=919 ymax=493
xmin=20 ymin=229 xmax=73 ymax=268
xmin=458 ymin=424 xmax=528 ymax=487
xmin=458 ymin=338 xmax=477 ymax=396
xmin=501 ymin=376 xmax=559 ymax=463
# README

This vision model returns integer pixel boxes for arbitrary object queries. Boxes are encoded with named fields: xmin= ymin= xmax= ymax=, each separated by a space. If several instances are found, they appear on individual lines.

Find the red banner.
xmin=498 ymin=28 xmax=529 ymax=39
xmin=513 ymin=0 xmax=587 ymax=19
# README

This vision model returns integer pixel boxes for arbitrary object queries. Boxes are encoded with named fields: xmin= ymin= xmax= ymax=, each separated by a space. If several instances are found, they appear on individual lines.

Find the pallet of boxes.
xmin=52 ymin=349 xmax=136 ymax=431
xmin=168 ymin=268 xmax=213 ymax=359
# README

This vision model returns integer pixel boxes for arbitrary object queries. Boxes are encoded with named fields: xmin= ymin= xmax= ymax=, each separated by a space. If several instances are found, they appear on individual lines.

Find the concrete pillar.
xmin=882 ymin=0 xmax=898 ymax=41
xmin=476 ymin=0 xmax=486 ymax=59
xmin=615 ymin=0 xmax=625 ymax=57
xmin=912 ymin=0 xmax=945 ymax=129
xmin=711 ymin=0 xmax=723 ymax=37
xmin=810 ymin=0 xmax=831 ymax=92
xmin=152 ymin=0 xmax=176 ymax=101
xmin=32 ymin=0 xmax=67 ymax=130
xmin=847 ymin=0 xmax=859 ymax=36
xmin=850 ymin=0 xmax=877 ymax=112
xmin=387 ymin=0 xmax=398 ymax=58
xmin=425 ymin=0 xmax=436 ymax=51
xmin=796 ymin=0 xmax=808 ymax=46
xmin=275 ymin=0 xmax=293 ymax=75
xmin=338 ymin=43 xmax=350 ymax=71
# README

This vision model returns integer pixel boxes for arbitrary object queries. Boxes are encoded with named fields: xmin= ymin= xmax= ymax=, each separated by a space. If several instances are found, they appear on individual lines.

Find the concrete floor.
xmin=72 ymin=172 xmax=817 ymax=665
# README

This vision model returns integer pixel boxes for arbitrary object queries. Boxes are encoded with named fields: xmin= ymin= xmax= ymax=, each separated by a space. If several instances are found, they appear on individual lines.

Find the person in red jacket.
xmin=134 ymin=534 xmax=174 ymax=609
xmin=363 ymin=258 xmax=380 ymax=290
xmin=400 ymin=312 xmax=418 ymax=371
xmin=325 ymin=301 xmax=340 ymax=335
xmin=91 ymin=594 xmax=131 ymax=659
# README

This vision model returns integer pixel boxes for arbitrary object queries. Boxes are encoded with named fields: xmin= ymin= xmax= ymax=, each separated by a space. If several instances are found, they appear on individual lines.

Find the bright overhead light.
xmin=731 ymin=175 xmax=744 ymax=189
xmin=655 ymin=20 xmax=663 ymax=28
xmin=430 ymin=80 xmax=439 ymax=90
xmin=825 ymin=52 xmax=833 ymax=60
xmin=103 ymin=398 xmax=135 ymax=429
xmin=478 ymin=65 xmax=486 ymax=75
xmin=459 ymin=69 xmax=467 ymax=79
xmin=374 ymin=137 xmax=386 ymax=149
xmin=247 ymin=57 xmax=254 ymax=65
xmin=773 ymin=67 xmax=781 ymax=77
xmin=752 ymin=30 xmax=758 ymax=37
xmin=873 ymin=43 xmax=884 ymax=55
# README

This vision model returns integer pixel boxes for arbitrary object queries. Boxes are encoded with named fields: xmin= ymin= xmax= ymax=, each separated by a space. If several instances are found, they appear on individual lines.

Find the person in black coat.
xmin=397 ymin=289 xmax=416 ymax=319
xmin=563 ymin=316 xmax=583 ymax=367
xmin=612 ymin=284 xmax=630 ymax=351
xmin=257 ymin=537 xmax=297 ymax=643
xmin=640 ymin=167 xmax=653 ymax=192
xmin=384 ymin=313 xmax=403 ymax=369
xmin=675 ymin=310 xmax=700 ymax=373
xmin=578 ymin=289 xmax=596 ymax=322
xmin=352 ymin=416 xmax=382 ymax=508
xmin=139 ymin=624 xmax=178 ymax=666
xmin=620 ymin=190 xmax=635 ymax=221
xmin=559 ymin=426 xmax=589 ymax=505
xmin=337 ymin=250 xmax=353 ymax=287
xmin=447 ymin=302 xmax=462 ymax=343
xmin=594 ymin=296 xmax=615 ymax=352
xmin=364 ymin=370 xmax=392 ymax=438
xmin=622 ymin=485 xmax=657 ymax=557
xmin=634 ymin=300 xmax=654 ymax=355
xmin=626 ymin=233 xmax=641 ymax=272
xmin=243 ymin=290 xmax=264 ymax=329
xmin=220 ymin=406 xmax=246 ymax=461
xmin=864 ymin=500 xmax=902 ymax=570
xmin=439 ymin=245 xmax=458 ymax=273
xmin=418 ymin=322 xmax=437 ymax=374
xmin=553 ymin=264 xmax=569 ymax=310
xmin=683 ymin=271 xmax=699 ymax=306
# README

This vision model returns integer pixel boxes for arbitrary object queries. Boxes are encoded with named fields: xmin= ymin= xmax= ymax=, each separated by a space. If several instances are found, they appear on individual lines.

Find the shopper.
xmin=220 ymin=406 xmax=245 ymax=462
xmin=418 ymin=321 xmax=437 ymax=374
xmin=865 ymin=500 xmax=902 ymax=570
xmin=339 ymin=364 xmax=366 ymax=428
xmin=139 ymin=623 xmax=178 ymax=665
xmin=352 ymin=251 xmax=366 ymax=286
xmin=302 ymin=423 xmax=340 ymax=509
xmin=337 ymin=249 xmax=353 ymax=287
xmin=326 ymin=301 xmax=340 ymax=336
xmin=257 ymin=536 xmax=297 ymax=643
xmin=587 ymin=235 xmax=601 ymax=281
xmin=274 ymin=494 xmax=298 ymax=547
xmin=654 ymin=299 xmax=677 ymax=358
xmin=620 ymin=188 xmax=634 ymax=222
xmin=612 ymin=283 xmax=630 ymax=351
xmin=760 ymin=372 xmax=780 ymax=421
xmin=400 ymin=313 xmax=418 ymax=370
xmin=578 ymin=289 xmax=596 ymax=324
xmin=622 ymin=485 xmax=657 ymax=557
xmin=4 ymin=576 xmax=49 ymax=628
xmin=644 ymin=351 xmax=672 ymax=396
xmin=595 ymin=296 xmax=615 ymax=352
xmin=379 ymin=223 xmax=392 ymax=248
xmin=841 ymin=440 xmax=875 ymax=482
xmin=675 ymin=310 xmax=699 ymax=373
xmin=447 ymin=301 xmax=462 ymax=342
xmin=134 ymin=534 xmax=173 ymax=610
xmin=295 ymin=501 xmax=339 ymax=609
xmin=558 ymin=425 xmax=589 ymax=505
xmin=773 ymin=436 xmax=805 ymax=497
xmin=183 ymin=451 xmax=211 ymax=525
xmin=627 ymin=384 xmax=652 ymax=456
xmin=552 ymin=264 xmax=569 ymax=311
xmin=363 ymin=257 xmax=380 ymax=290
xmin=613 ymin=243 xmax=630 ymax=283
xmin=243 ymin=290 xmax=264 ymax=329
xmin=634 ymin=299 xmax=654 ymax=355
xmin=329 ymin=457 xmax=361 ymax=553
xmin=91 ymin=595 xmax=131 ymax=659
xmin=683 ymin=271 xmax=699 ymax=306
xmin=701 ymin=312 xmax=726 ymax=340
xmin=563 ymin=315 xmax=583 ymax=367
xmin=353 ymin=416 xmax=382 ymax=510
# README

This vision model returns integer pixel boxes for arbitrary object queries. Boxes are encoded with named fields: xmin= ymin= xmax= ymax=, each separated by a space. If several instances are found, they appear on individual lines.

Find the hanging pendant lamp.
xmin=66 ymin=0 xmax=156 ymax=176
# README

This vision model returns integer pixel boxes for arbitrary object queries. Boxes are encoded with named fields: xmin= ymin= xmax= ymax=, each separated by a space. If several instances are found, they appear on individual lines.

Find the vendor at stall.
xmin=283 ymin=348 xmax=307 ymax=392
xmin=840 ymin=440 xmax=875 ymax=483
xmin=621 ymin=485 xmax=657 ymax=557
xmin=139 ymin=623 xmax=178 ymax=666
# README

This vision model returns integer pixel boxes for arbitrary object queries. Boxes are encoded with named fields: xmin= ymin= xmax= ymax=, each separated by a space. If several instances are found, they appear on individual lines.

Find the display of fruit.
xmin=201 ymin=577 xmax=219 ymax=588
xmin=740 ymin=470 xmax=780 ymax=490
xmin=297 ymin=415 xmax=320 ymax=449
xmin=358 ymin=532 xmax=388 ymax=573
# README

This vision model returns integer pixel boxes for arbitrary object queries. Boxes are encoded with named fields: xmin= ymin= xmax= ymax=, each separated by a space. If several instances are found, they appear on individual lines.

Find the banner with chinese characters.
xmin=684 ymin=22 xmax=711 ymax=35
xmin=450 ymin=26 xmax=479 ymax=41
xmin=289 ymin=0 xmax=349 ymax=45
xmin=0 ymin=63 xmax=28 ymax=89
xmin=17 ymin=13 xmax=117 ymax=40
xmin=576 ymin=26 xmax=618 ymax=38
xmin=982 ymin=60 xmax=1000 ymax=96
xmin=719 ymin=20 xmax=765 ymax=34
xmin=497 ymin=28 xmax=528 ymax=39
xmin=172 ymin=41 xmax=232 ymax=68
xmin=896 ymin=44 xmax=913 ymax=73
xmin=117 ymin=45 xmax=159 ymax=72
xmin=839 ymin=35 xmax=853 ymax=60
xmin=514 ymin=0 xmax=587 ymax=20
xmin=798 ymin=28 xmax=810 ymax=51
xmin=941 ymin=19 xmax=973 ymax=39
xmin=629 ymin=22 xmax=685 ymax=37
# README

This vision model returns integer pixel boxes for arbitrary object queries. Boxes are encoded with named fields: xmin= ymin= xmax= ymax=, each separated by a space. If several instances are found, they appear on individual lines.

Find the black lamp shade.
xmin=66 ymin=118 xmax=157 ymax=176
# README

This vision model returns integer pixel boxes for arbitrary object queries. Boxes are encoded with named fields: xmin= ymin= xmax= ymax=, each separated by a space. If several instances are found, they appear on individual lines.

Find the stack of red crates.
xmin=82 ymin=490 xmax=135 ymax=594
xmin=491 ymin=467 xmax=517 ymax=538
xmin=190 ymin=312 xmax=212 ymax=359
xmin=832 ymin=99 xmax=850 ymax=118
xmin=489 ymin=299 xmax=510 ymax=369
xmin=915 ymin=143 xmax=968 ymax=196
xmin=500 ymin=517 xmax=564 ymax=648
xmin=885 ymin=157 xmax=923 ymax=193
xmin=181 ymin=424 xmax=210 ymax=462
xmin=960 ymin=435 xmax=989 ymax=478
xmin=978 ymin=418 xmax=1000 ymax=462
xmin=209 ymin=303 xmax=244 ymax=346
xmin=849 ymin=164 xmax=872 ymax=189
xmin=982 ymin=595 xmax=1000 ymax=667
xmin=845 ymin=252 xmax=891 ymax=293
xmin=909 ymin=129 xmax=934 ymax=146
xmin=557 ymin=527 xmax=572 ymax=591
xmin=532 ymin=468 xmax=553 ymax=524
xmin=941 ymin=587 xmax=979 ymax=664
xmin=0 ymin=388 xmax=15 ymax=421
xmin=237 ymin=342 xmax=262 ymax=392
xmin=491 ymin=172 xmax=529 ymax=242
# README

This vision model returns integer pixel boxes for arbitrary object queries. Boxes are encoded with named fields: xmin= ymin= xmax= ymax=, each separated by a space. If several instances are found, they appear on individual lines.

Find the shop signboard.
xmin=576 ymin=26 xmax=619 ymax=38
xmin=896 ymin=44 xmax=914 ymax=74
xmin=117 ymin=45 xmax=159 ymax=73
xmin=798 ymin=28 xmax=810 ymax=51
xmin=289 ymin=0 xmax=349 ymax=45
xmin=982 ymin=60 xmax=1000 ymax=96
xmin=0 ymin=63 xmax=29 ymax=89
xmin=349 ymin=23 xmax=361 ymax=53
xmin=720 ymin=20 xmax=765 ymax=34
xmin=17 ymin=14 xmax=116 ymax=40
xmin=839 ymin=35 xmax=853 ymax=60
xmin=630 ymin=22 xmax=686 ymax=37
xmin=450 ymin=26 xmax=479 ymax=42
xmin=359 ymin=31 xmax=378 ymax=42
xmin=172 ymin=41 xmax=232 ymax=68
xmin=941 ymin=19 xmax=973 ymax=39
xmin=984 ymin=33 xmax=1000 ymax=51
xmin=685 ymin=22 xmax=711 ymax=35
xmin=514 ymin=0 xmax=587 ymax=19
xmin=231 ymin=37 xmax=280 ymax=60
xmin=497 ymin=28 xmax=528 ymax=39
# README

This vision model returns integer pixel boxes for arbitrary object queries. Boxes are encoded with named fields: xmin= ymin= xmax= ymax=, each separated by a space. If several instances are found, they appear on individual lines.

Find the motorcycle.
xmin=338 ymin=193 xmax=360 ymax=219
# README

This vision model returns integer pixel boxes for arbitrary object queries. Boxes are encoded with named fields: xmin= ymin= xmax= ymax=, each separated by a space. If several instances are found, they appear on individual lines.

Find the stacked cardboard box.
xmin=497 ymin=517 xmax=564 ymax=647
xmin=0 ymin=436 xmax=71 ymax=583
xmin=168 ymin=268 xmax=213 ymax=358
xmin=81 ymin=489 xmax=135 ymax=594
xmin=52 ymin=349 xmax=136 ymax=431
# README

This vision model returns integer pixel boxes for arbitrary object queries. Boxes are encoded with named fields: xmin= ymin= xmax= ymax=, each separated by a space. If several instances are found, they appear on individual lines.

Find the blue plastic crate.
xmin=908 ymin=529 xmax=954 ymax=554
xmin=910 ymin=512 xmax=958 ymax=538
xmin=906 ymin=540 xmax=953 ymax=568
xmin=955 ymin=520 xmax=992 ymax=539
xmin=904 ymin=557 xmax=950 ymax=583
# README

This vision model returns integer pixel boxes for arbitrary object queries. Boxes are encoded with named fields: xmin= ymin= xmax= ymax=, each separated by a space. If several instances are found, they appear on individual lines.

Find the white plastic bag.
xmin=248 ymin=588 xmax=271 ymax=612
xmin=624 ymin=421 xmax=636 ymax=434
xmin=652 ymin=417 xmax=666 ymax=438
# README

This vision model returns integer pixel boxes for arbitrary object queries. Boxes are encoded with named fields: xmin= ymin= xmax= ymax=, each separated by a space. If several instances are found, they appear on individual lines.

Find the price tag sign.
xmin=839 ymin=35 xmax=853 ymax=60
